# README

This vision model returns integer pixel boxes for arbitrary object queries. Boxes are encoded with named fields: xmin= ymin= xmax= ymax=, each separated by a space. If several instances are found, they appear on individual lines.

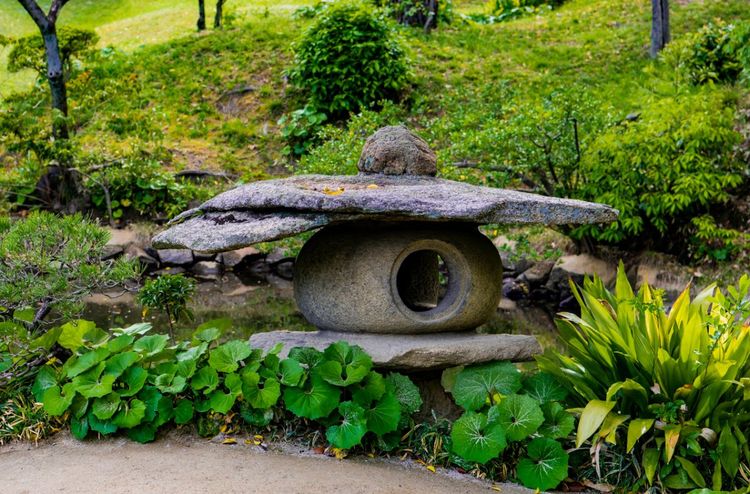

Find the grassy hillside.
xmin=3 ymin=0 xmax=747 ymax=170
xmin=1 ymin=0 xmax=748 ymax=256
xmin=0 ymin=0 xmax=309 ymax=96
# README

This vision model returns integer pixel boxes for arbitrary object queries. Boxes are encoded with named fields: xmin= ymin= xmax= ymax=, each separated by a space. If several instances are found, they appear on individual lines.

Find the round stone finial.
xmin=357 ymin=125 xmax=437 ymax=176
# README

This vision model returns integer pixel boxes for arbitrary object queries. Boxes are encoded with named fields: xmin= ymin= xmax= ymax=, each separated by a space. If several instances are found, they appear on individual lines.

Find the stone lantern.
xmin=154 ymin=126 xmax=617 ymax=371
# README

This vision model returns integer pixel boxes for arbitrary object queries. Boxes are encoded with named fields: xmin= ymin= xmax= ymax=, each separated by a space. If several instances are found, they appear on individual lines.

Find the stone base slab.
xmin=249 ymin=330 xmax=541 ymax=371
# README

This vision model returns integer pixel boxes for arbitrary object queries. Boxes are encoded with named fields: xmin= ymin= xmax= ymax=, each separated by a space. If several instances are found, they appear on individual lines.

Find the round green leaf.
xmin=191 ymin=366 xmax=219 ymax=394
xmin=138 ymin=386 xmax=163 ymax=422
xmin=316 ymin=360 xmax=370 ymax=387
xmin=73 ymin=364 xmax=116 ymax=399
xmin=133 ymin=334 xmax=169 ymax=357
xmin=283 ymin=375 xmax=341 ymax=419
xmin=207 ymin=389 xmax=237 ymax=414
xmin=104 ymin=351 xmax=140 ymax=378
xmin=88 ymin=411 xmax=118 ymax=435
xmin=523 ymin=372 xmax=568 ymax=403
xmin=128 ymin=423 xmax=157 ymax=443
xmin=70 ymin=415 xmax=89 ymax=440
xmin=365 ymin=392 xmax=400 ymax=436
xmin=352 ymin=371 xmax=386 ymax=406
xmin=451 ymin=412 xmax=507 ymax=464
xmin=155 ymin=373 xmax=187 ymax=394
xmin=539 ymin=402 xmax=575 ymax=440
xmin=209 ymin=340 xmax=252 ymax=373
xmin=326 ymin=401 xmax=368 ymax=449
xmin=106 ymin=334 xmax=135 ymax=353
xmin=279 ymin=358 xmax=305 ymax=386
xmin=225 ymin=372 xmax=243 ymax=395
xmin=452 ymin=361 xmax=522 ymax=411
xmin=42 ymin=383 xmax=77 ymax=416
xmin=32 ymin=365 xmax=58 ymax=403
xmin=70 ymin=394 xmax=89 ymax=419
xmin=174 ymin=399 xmax=194 ymax=425
xmin=92 ymin=392 xmax=121 ymax=420
xmin=241 ymin=370 xmax=281 ymax=409
xmin=112 ymin=399 xmax=147 ymax=429
xmin=516 ymin=437 xmax=569 ymax=491
xmin=288 ymin=346 xmax=324 ymax=368
xmin=58 ymin=320 xmax=97 ymax=351
xmin=153 ymin=395 xmax=175 ymax=428
xmin=317 ymin=341 xmax=372 ymax=386
xmin=120 ymin=366 xmax=148 ymax=397
xmin=65 ymin=347 xmax=111 ymax=378
xmin=240 ymin=404 xmax=273 ymax=427
xmin=490 ymin=394 xmax=544 ymax=441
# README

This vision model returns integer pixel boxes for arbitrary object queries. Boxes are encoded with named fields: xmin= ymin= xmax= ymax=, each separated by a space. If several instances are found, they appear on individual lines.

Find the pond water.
xmin=83 ymin=274 xmax=561 ymax=349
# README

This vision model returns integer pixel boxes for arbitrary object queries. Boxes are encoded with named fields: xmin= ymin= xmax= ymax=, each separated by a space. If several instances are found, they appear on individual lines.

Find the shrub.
xmin=463 ymin=0 xmax=562 ymax=25
xmin=36 ymin=322 xmax=421 ymax=450
xmin=574 ymin=91 xmax=745 ymax=258
xmin=287 ymin=1 xmax=410 ymax=117
xmin=84 ymin=150 xmax=215 ymax=221
xmin=0 ymin=212 xmax=137 ymax=329
xmin=537 ymin=266 xmax=750 ymax=491
xmin=296 ymin=101 xmax=406 ymax=175
xmin=138 ymin=275 xmax=196 ymax=341
xmin=278 ymin=105 xmax=328 ymax=157
xmin=662 ymin=20 xmax=750 ymax=86
xmin=2 ymin=27 xmax=99 ymax=81
xmin=477 ymin=87 xmax=613 ymax=198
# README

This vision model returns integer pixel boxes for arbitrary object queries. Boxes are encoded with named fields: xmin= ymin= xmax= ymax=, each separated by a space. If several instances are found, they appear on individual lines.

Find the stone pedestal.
xmin=250 ymin=330 xmax=541 ymax=371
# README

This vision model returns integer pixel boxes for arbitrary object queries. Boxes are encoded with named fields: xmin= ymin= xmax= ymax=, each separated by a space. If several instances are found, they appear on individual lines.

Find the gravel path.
xmin=0 ymin=433 xmax=535 ymax=494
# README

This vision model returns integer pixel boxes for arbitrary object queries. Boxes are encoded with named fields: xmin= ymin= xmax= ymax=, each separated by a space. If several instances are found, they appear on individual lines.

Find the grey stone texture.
xmin=249 ymin=330 xmax=541 ymax=370
xmin=294 ymin=223 xmax=503 ymax=334
xmin=545 ymin=254 xmax=617 ymax=291
xmin=153 ymin=174 xmax=618 ymax=252
xmin=157 ymin=248 xmax=194 ymax=267
xmin=357 ymin=125 xmax=437 ymax=176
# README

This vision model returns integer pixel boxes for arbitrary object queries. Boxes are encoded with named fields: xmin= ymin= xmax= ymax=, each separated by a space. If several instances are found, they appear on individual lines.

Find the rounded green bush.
xmin=287 ymin=2 xmax=409 ymax=117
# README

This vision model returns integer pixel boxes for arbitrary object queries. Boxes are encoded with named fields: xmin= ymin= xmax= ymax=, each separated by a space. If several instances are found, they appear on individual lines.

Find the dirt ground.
xmin=0 ymin=432 xmax=535 ymax=494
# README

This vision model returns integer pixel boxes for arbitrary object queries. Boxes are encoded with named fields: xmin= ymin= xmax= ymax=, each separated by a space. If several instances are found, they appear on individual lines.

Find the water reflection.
xmin=82 ymin=274 xmax=314 ymax=341
xmin=84 ymin=276 xmax=561 ymax=347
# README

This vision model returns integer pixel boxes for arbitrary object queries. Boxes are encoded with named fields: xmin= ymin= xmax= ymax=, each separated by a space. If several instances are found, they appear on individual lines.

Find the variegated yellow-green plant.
xmin=537 ymin=263 xmax=750 ymax=491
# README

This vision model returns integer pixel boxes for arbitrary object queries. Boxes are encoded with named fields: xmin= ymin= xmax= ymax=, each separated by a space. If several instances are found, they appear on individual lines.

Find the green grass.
xmin=0 ymin=0 xmax=312 ymax=95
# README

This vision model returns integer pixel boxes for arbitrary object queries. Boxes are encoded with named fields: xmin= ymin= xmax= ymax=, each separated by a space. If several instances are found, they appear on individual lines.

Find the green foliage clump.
xmin=277 ymin=105 xmax=328 ymax=157
xmin=85 ymin=150 xmax=216 ymax=221
xmin=287 ymin=1 xmax=410 ymax=117
xmin=463 ymin=0 xmax=562 ymax=25
xmin=0 ymin=212 xmax=136 ymax=402
xmin=537 ymin=265 xmax=750 ymax=492
xmin=662 ymin=20 xmax=750 ymax=85
xmin=137 ymin=275 xmax=196 ymax=341
xmin=0 ymin=211 xmax=137 ymax=327
xmin=444 ymin=361 xmax=571 ymax=490
xmin=2 ymin=27 xmax=99 ymax=80
xmin=38 ymin=325 xmax=420 ymax=451
xmin=297 ymin=101 xmax=406 ymax=175
xmin=574 ymin=91 xmax=744 ymax=257
xmin=468 ymin=87 xmax=613 ymax=198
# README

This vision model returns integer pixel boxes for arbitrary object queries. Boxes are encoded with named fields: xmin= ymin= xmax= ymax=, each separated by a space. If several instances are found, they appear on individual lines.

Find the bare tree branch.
xmin=48 ymin=0 xmax=71 ymax=23
xmin=16 ymin=0 xmax=49 ymax=30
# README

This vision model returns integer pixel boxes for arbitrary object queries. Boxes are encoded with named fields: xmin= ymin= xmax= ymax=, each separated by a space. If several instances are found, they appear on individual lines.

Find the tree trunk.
xmin=650 ymin=0 xmax=670 ymax=58
xmin=41 ymin=26 xmax=69 ymax=139
xmin=16 ymin=0 xmax=70 ymax=139
xmin=214 ymin=0 xmax=225 ymax=28
xmin=197 ymin=0 xmax=206 ymax=31
xmin=391 ymin=0 xmax=439 ymax=31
